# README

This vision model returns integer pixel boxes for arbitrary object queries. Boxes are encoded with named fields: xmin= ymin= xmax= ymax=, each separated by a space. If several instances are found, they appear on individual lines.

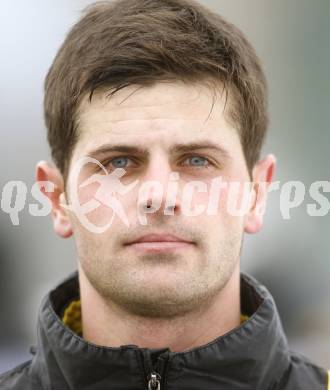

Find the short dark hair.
xmin=44 ymin=0 xmax=268 ymax=184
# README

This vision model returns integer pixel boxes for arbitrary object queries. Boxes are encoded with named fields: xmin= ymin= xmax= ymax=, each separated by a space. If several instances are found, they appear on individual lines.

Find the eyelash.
xmin=102 ymin=155 xmax=214 ymax=170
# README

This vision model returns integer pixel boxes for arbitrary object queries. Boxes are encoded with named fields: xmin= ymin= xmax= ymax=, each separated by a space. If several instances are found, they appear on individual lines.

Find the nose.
xmin=137 ymin=154 xmax=181 ymax=218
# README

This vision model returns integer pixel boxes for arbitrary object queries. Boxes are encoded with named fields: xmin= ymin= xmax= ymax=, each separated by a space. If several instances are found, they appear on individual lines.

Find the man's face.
xmin=65 ymin=81 xmax=251 ymax=318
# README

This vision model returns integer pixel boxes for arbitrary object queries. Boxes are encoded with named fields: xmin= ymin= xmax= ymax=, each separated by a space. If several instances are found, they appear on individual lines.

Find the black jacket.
xmin=1 ymin=271 xmax=328 ymax=389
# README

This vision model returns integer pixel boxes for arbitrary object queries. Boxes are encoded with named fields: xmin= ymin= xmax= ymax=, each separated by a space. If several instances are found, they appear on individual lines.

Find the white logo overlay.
xmin=0 ymin=156 xmax=329 ymax=229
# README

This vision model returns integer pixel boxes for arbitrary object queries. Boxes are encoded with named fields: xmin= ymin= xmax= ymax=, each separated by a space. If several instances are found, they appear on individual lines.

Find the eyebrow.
xmin=86 ymin=141 xmax=230 ymax=160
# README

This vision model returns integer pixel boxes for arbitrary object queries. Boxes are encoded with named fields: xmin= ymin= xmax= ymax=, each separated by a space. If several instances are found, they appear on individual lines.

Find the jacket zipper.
xmin=141 ymin=348 xmax=169 ymax=390
xmin=147 ymin=371 xmax=161 ymax=390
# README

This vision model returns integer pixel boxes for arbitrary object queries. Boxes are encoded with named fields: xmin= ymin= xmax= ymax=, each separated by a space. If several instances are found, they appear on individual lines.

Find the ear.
xmin=35 ymin=161 xmax=73 ymax=238
xmin=244 ymin=154 xmax=276 ymax=234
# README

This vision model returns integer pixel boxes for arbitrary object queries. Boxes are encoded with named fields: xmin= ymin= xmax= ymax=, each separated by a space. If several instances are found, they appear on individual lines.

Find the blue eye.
xmin=108 ymin=157 xmax=132 ymax=169
xmin=184 ymin=156 xmax=210 ymax=167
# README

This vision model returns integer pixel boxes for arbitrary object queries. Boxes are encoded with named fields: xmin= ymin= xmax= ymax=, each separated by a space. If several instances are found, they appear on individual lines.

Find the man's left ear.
xmin=244 ymin=154 xmax=276 ymax=234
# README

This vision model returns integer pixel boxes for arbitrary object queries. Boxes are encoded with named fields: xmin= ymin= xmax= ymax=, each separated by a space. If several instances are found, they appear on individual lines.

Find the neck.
xmin=78 ymin=262 xmax=241 ymax=352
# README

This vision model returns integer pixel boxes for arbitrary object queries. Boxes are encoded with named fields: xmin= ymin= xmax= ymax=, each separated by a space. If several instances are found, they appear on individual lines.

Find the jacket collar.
xmin=30 ymin=270 xmax=291 ymax=390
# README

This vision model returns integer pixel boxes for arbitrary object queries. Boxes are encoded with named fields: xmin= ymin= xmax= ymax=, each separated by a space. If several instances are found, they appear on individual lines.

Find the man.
xmin=1 ymin=0 xmax=328 ymax=389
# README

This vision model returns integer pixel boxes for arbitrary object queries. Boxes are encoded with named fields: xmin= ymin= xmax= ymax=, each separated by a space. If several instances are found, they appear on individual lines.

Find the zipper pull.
xmin=148 ymin=371 xmax=161 ymax=390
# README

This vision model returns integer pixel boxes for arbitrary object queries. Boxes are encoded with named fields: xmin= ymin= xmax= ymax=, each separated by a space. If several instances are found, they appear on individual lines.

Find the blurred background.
xmin=0 ymin=0 xmax=329 ymax=373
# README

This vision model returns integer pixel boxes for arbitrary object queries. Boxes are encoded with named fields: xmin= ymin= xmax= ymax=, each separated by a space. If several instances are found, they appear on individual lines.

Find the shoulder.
xmin=0 ymin=360 xmax=42 ymax=390
xmin=278 ymin=350 xmax=329 ymax=390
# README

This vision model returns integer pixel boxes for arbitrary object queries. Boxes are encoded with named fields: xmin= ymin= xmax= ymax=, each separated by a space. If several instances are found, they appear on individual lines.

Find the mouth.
xmin=125 ymin=241 xmax=194 ymax=253
xmin=124 ymin=233 xmax=195 ymax=253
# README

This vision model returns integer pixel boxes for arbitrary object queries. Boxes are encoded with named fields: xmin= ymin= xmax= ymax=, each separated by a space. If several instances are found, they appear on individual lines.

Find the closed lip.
xmin=125 ymin=233 xmax=194 ymax=245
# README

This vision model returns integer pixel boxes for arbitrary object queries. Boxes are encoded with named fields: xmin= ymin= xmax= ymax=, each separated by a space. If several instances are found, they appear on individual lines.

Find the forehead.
xmin=74 ymin=81 xmax=240 ymax=156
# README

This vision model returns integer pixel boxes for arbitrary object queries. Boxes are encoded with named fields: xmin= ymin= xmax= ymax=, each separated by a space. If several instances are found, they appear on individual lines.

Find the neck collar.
xmin=30 ymin=271 xmax=290 ymax=389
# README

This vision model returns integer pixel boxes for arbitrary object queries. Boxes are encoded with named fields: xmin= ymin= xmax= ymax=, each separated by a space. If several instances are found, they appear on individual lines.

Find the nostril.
xmin=144 ymin=204 xmax=156 ymax=212
xmin=164 ymin=204 xmax=176 ymax=215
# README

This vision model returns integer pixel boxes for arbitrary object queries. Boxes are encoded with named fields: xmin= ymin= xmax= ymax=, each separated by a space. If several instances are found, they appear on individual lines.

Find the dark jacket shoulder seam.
xmin=289 ymin=350 xmax=327 ymax=371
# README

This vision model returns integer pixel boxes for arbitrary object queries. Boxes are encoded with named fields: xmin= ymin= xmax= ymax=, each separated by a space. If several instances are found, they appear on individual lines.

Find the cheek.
xmin=181 ymin=180 xmax=229 ymax=216
xmin=67 ymin=179 xmax=115 ymax=229
xmin=223 ymin=181 xmax=252 ymax=216
xmin=184 ymin=179 xmax=248 ymax=232
xmin=72 ymin=180 xmax=137 ymax=229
